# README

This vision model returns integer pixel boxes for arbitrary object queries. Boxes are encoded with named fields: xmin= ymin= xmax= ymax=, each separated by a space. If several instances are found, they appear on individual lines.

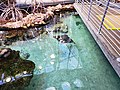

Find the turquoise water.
xmin=6 ymin=15 xmax=120 ymax=90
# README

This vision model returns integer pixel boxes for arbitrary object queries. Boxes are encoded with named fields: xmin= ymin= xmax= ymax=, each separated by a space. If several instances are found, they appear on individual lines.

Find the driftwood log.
xmin=0 ymin=4 xmax=74 ymax=30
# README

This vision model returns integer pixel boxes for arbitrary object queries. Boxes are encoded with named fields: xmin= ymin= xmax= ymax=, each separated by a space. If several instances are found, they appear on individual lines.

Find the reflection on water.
xmin=3 ymin=14 xmax=120 ymax=90
xmin=8 ymin=34 xmax=82 ymax=75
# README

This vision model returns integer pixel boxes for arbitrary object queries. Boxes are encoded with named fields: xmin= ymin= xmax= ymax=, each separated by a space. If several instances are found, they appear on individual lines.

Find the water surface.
xmin=6 ymin=14 xmax=120 ymax=90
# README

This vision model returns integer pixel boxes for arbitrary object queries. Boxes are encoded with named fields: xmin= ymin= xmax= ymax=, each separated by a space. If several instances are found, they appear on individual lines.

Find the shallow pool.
xmin=6 ymin=14 xmax=120 ymax=90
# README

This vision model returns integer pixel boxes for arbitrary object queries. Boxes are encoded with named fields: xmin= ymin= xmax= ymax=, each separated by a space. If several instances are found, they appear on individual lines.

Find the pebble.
xmin=45 ymin=65 xmax=54 ymax=73
xmin=73 ymin=79 xmax=84 ymax=88
xmin=50 ymin=54 xmax=55 ymax=59
xmin=46 ymin=87 xmax=56 ymax=90
xmin=61 ymin=82 xmax=71 ymax=90
xmin=38 ymin=65 xmax=43 ymax=70
xmin=23 ymin=71 xmax=27 ymax=74
xmin=50 ymin=61 xmax=55 ymax=65
xmin=5 ymin=76 xmax=12 ymax=82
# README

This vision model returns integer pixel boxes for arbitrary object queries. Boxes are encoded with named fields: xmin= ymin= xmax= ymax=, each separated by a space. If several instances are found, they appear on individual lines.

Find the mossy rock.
xmin=52 ymin=23 xmax=68 ymax=33
xmin=0 ymin=48 xmax=35 ymax=90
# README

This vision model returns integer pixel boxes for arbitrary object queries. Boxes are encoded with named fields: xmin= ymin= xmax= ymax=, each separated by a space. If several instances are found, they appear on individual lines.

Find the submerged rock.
xmin=20 ymin=52 xmax=30 ymax=60
xmin=46 ymin=87 xmax=56 ymax=90
xmin=0 ymin=28 xmax=46 ymax=46
xmin=73 ymin=79 xmax=84 ymax=88
xmin=45 ymin=65 xmax=54 ymax=73
xmin=54 ymin=35 xmax=75 ymax=44
xmin=50 ymin=54 xmax=56 ymax=59
xmin=53 ymin=23 xmax=68 ymax=33
xmin=61 ymin=82 xmax=71 ymax=90
xmin=0 ymin=48 xmax=35 ymax=90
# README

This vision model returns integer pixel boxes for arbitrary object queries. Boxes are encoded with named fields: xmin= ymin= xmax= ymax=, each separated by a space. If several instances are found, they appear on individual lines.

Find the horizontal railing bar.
xmin=84 ymin=6 xmax=120 ymax=48
xmin=87 ymin=2 xmax=120 ymax=37
xmin=81 ymin=5 xmax=120 ymax=55
xmin=84 ymin=3 xmax=120 ymax=38
xmin=83 ymin=15 xmax=120 ymax=55
xmin=91 ymin=5 xmax=120 ymax=38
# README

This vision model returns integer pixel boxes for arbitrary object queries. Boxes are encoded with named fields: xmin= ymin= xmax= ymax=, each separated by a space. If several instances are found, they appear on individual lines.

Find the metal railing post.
xmin=88 ymin=0 xmax=93 ymax=20
xmin=75 ymin=0 xmax=80 ymax=3
xmin=98 ymin=0 xmax=110 ymax=34
xmin=78 ymin=0 xmax=82 ymax=3
xmin=75 ymin=0 xmax=77 ymax=3
xmin=81 ymin=0 xmax=84 ymax=11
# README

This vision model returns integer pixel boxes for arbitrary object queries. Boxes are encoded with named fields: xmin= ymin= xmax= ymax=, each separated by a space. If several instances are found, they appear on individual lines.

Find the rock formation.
xmin=54 ymin=35 xmax=75 ymax=43
xmin=0 ymin=4 xmax=74 ymax=29
xmin=0 ymin=48 xmax=35 ymax=90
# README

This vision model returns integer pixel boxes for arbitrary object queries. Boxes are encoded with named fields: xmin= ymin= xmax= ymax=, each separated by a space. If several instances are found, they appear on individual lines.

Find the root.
xmin=0 ymin=2 xmax=29 ymax=21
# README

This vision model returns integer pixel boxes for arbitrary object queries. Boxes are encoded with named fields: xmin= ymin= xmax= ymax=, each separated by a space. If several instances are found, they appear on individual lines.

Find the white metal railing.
xmin=75 ymin=0 xmax=120 ymax=56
